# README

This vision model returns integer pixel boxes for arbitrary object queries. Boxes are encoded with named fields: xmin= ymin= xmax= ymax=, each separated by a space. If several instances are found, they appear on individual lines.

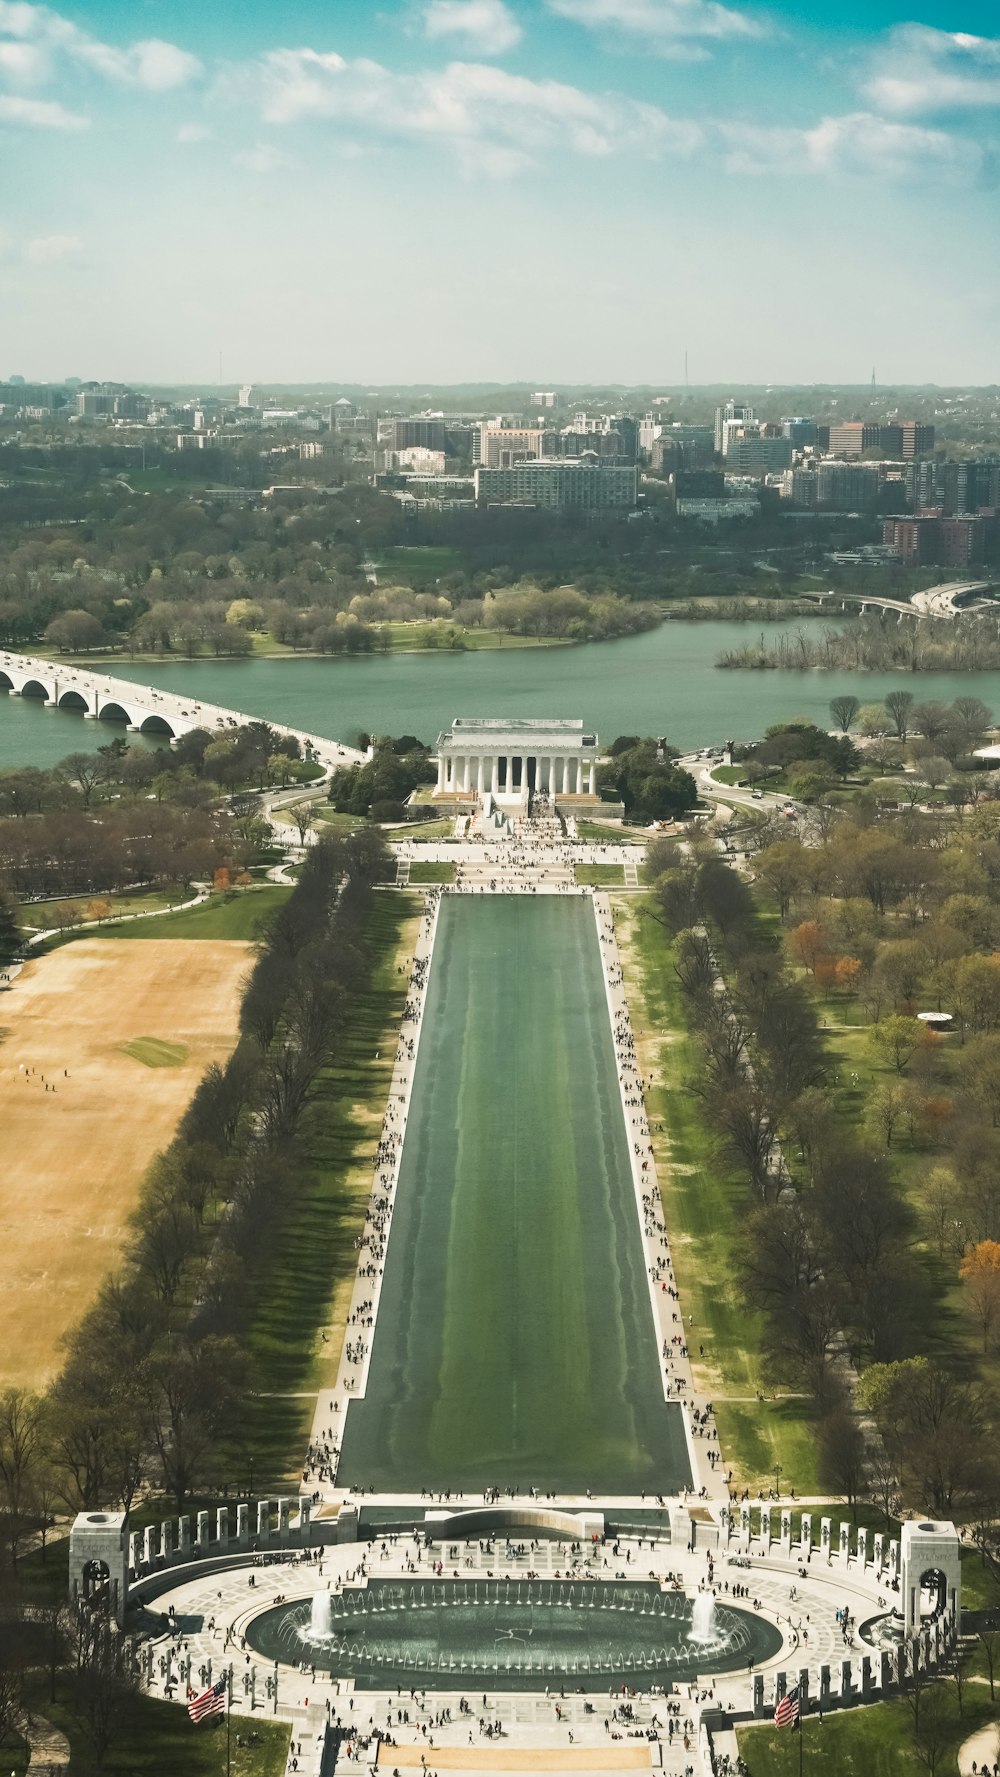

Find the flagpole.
xmin=799 ymin=1712 xmax=804 ymax=1777
xmin=226 ymin=1663 xmax=232 ymax=1777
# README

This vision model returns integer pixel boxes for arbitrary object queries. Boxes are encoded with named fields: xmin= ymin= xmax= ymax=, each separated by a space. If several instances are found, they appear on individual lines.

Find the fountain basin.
xmin=246 ymin=1579 xmax=782 ymax=1691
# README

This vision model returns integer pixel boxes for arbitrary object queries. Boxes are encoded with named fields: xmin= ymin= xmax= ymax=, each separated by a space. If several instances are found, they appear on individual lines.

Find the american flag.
xmin=188 ymin=1678 xmax=227 ymax=1724
xmin=774 ymin=1683 xmax=800 ymax=1729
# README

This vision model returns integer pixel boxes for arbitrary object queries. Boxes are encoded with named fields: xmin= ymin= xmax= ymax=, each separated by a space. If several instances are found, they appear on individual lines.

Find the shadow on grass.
xmin=239 ymin=893 xmax=417 ymax=1484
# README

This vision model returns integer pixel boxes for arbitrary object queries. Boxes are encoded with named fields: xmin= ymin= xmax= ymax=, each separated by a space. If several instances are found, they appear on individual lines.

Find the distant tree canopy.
xmin=747 ymin=722 xmax=859 ymax=779
xmin=328 ymin=736 xmax=435 ymax=819
xmin=597 ymin=738 xmax=697 ymax=822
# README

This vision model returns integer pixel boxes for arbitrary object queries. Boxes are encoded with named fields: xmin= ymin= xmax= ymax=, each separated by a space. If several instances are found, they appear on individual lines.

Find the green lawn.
xmin=313 ymin=805 xmax=366 ymax=828
xmin=739 ymin=1688 xmax=996 ymax=1776
xmin=576 ymin=820 xmax=646 ymax=845
xmin=19 ymin=888 xmax=183 ymax=930
xmin=383 ymin=818 xmax=455 ymax=841
xmin=104 ymin=887 xmax=291 ymax=940
xmin=122 ymin=1036 xmax=189 ymax=1068
xmin=612 ymin=894 xmax=820 ymax=1494
xmin=408 ymin=861 xmax=456 ymax=884
xmin=575 ymin=864 xmax=626 ymax=886
xmin=40 ymin=1682 xmax=289 ymax=1777
xmin=338 ymin=895 xmax=690 ymax=1494
xmin=241 ymin=892 xmax=422 ymax=1483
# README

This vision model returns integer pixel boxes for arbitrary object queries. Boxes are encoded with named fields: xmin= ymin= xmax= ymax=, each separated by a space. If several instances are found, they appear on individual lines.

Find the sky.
xmin=0 ymin=0 xmax=998 ymax=386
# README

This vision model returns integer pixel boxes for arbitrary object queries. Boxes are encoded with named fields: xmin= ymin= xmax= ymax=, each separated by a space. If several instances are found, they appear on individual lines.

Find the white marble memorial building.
xmin=434 ymin=717 xmax=599 ymax=805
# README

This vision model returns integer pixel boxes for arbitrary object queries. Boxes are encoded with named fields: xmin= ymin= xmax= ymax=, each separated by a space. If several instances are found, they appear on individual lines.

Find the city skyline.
xmin=0 ymin=0 xmax=998 ymax=383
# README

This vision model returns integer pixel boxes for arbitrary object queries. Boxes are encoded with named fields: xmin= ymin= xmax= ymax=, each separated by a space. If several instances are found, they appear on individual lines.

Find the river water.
xmin=3 ymin=620 xmax=1000 ymax=766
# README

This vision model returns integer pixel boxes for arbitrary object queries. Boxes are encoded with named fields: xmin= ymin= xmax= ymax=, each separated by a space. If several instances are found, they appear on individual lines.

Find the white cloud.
xmin=719 ymin=110 xmax=973 ymax=178
xmin=0 ymin=91 xmax=85 ymax=126
xmin=249 ymin=50 xmax=701 ymax=165
xmin=0 ymin=37 xmax=44 ymax=80
xmin=0 ymin=4 xmax=202 ymax=94
xmin=233 ymin=142 xmax=294 ymax=174
xmin=24 ymin=230 xmax=80 ymax=261
xmin=865 ymin=25 xmax=1000 ymax=116
xmin=422 ymin=0 xmax=522 ymax=55
xmin=177 ymin=121 xmax=213 ymax=144
xmin=545 ymin=0 xmax=765 ymax=53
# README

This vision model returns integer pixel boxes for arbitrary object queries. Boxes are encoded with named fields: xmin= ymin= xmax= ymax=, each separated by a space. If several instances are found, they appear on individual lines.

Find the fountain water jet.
xmin=688 ymin=1593 xmax=717 ymax=1644
xmin=309 ymin=1593 xmax=333 ymax=1639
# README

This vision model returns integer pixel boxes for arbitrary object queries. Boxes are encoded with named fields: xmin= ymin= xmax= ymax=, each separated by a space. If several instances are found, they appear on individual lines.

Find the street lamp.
xmin=774 ymin=1461 xmax=783 ymax=1501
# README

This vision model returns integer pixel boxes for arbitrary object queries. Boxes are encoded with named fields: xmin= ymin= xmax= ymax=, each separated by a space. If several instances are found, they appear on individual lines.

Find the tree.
xmin=73 ymin=1617 xmax=141 ymax=1771
xmin=830 ymin=695 xmax=860 ymax=734
xmin=44 ymin=608 xmax=107 ymax=652
xmin=859 ymin=703 xmax=888 ymax=737
xmin=0 ymin=891 xmax=23 ymax=970
xmin=754 ymin=840 xmax=808 ymax=919
xmin=977 ymin=1617 xmax=1000 ymax=1701
xmin=912 ymin=701 xmax=952 ymax=745
xmin=885 ymin=689 xmax=915 ymax=739
xmin=60 ymin=751 xmax=107 ymax=809
xmin=0 ymin=1388 xmax=44 ymax=1567
xmin=870 ymin=1014 xmax=922 ymax=1074
xmin=818 ymin=1403 xmax=868 ymax=1518
xmin=959 ymin=1241 xmax=1000 ymax=1351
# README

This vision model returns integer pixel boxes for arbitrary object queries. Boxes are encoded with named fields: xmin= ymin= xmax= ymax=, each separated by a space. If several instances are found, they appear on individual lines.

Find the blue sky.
xmin=0 ymin=0 xmax=998 ymax=385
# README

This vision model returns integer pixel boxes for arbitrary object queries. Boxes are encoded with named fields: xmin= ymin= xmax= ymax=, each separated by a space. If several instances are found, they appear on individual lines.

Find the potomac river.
xmin=4 ymin=618 xmax=1000 ymax=766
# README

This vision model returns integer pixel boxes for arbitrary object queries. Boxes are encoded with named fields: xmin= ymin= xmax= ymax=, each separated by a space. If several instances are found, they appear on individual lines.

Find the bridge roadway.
xmin=0 ymin=649 xmax=364 ymax=770
xmin=804 ymin=579 xmax=991 ymax=620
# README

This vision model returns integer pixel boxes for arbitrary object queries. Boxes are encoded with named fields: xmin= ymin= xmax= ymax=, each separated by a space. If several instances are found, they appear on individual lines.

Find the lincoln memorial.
xmin=434 ymin=718 xmax=600 ymax=806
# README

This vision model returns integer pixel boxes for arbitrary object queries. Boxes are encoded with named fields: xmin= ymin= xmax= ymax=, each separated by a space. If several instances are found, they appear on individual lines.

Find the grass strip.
xmin=610 ymin=893 xmax=820 ymax=1494
xmin=241 ymin=890 xmax=422 ymax=1484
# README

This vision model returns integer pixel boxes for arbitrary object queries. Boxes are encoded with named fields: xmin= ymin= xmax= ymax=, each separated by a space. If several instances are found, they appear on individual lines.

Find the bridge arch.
xmin=97 ymin=701 xmax=133 ymax=725
xmin=137 ymin=713 xmax=177 ymax=738
xmin=58 ymin=689 xmax=92 ymax=713
xmin=20 ymin=678 xmax=50 ymax=700
xmin=0 ymin=670 xmax=13 ymax=691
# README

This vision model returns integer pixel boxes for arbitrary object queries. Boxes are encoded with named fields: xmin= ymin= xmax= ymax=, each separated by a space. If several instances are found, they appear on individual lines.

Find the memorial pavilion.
xmin=434 ymin=718 xmax=600 ymax=806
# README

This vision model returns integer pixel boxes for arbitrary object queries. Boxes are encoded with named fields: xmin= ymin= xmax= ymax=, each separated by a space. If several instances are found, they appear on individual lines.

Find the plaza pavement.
xmin=137 ymin=1525 xmax=896 ymax=1777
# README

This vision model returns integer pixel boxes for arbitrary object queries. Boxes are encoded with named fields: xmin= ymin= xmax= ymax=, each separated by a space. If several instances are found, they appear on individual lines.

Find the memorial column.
xmin=436 ymin=754 xmax=445 ymax=791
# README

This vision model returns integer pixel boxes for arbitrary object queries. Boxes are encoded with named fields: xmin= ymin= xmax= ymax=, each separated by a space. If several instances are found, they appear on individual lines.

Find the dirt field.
xmin=0 ymin=938 xmax=251 ymax=1389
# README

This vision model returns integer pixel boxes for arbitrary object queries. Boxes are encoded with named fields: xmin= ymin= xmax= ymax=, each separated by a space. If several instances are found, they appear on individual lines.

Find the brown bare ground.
xmin=0 ymin=938 xmax=251 ymax=1389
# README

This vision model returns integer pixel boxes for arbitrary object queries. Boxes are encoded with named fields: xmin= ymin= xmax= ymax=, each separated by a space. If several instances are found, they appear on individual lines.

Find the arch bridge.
xmin=0 ymin=649 xmax=364 ymax=770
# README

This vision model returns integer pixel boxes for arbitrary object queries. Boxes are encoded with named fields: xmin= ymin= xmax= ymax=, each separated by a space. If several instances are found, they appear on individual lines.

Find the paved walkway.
xmin=24 ymin=1713 xmax=71 ymax=1774
xmin=959 ymin=1720 xmax=1000 ymax=1775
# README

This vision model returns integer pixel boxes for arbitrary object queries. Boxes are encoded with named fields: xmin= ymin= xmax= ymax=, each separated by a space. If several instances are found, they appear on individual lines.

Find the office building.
xmin=815 ymin=462 xmax=882 ymax=510
xmin=474 ymin=459 xmax=637 ymax=510
xmin=474 ymin=425 xmax=548 ymax=468
xmin=723 ymin=431 xmax=792 ymax=475
xmin=781 ymin=417 xmax=818 ymax=448
xmin=714 ymin=400 xmax=756 ymax=454
xmin=392 ymin=418 xmax=447 ymax=453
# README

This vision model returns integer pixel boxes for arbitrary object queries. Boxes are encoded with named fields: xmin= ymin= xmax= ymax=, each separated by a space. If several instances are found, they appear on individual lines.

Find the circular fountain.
xmin=246 ymin=1579 xmax=782 ymax=1691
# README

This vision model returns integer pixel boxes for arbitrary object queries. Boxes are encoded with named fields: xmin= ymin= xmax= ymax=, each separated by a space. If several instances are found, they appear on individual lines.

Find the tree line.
xmin=0 ymin=825 xmax=390 ymax=1600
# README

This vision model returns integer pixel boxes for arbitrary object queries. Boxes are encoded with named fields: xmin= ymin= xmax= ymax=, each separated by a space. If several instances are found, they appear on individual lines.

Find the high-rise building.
xmin=474 ymin=459 xmax=637 ymax=509
xmin=900 ymin=422 xmax=935 ymax=459
xmin=722 ymin=431 xmax=792 ymax=475
xmin=816 ymin=462 xmax=882 ymax=509
xmin=474 ymin=425 xmax=548 ymax=467
xmin=531 ymin=392 xmax=557 ymax=407
xmin=781 ymin=417 xmax=818 ymax=448
xmin=392 ymin=418 xmax=447 ymax=453
xmin=714 ymin=400 xmax=756 ymax=454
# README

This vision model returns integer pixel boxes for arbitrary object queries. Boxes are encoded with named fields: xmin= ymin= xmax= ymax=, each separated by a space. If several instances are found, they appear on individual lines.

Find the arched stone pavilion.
xmin=434 ymin=717 xmax=600 ymax=807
